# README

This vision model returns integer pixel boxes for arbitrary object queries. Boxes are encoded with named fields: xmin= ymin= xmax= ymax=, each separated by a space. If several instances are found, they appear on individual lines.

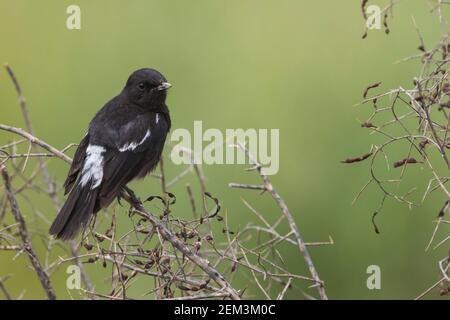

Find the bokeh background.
xmin=0 ymin=0 xmax=449 ymax=299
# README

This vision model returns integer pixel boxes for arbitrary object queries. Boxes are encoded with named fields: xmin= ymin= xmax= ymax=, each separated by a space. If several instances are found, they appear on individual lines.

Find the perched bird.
xmin=50 ymin=68 xmax=172 ymax=240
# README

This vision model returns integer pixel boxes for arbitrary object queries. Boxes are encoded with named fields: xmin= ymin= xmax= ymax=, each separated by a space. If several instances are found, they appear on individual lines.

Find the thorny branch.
xmin=120 ymin=190 xmax=241 ymax=300
xmin=3 ymin=65 xmax=94 ymax=296
xmin=0 ymin=165 xmax=56 ymax=300
xmin=229 ymin=142 xmax=329 ymax=300
xmin=346 ymin=0 xmax=450 ymax=298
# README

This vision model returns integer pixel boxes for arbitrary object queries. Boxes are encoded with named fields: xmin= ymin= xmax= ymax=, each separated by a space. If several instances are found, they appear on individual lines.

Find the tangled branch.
xmin=346 ymin=0 xmax=450 ymax=298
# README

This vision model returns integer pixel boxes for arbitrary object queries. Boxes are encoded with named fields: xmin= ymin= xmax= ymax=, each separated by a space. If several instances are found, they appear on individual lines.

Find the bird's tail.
xmin=49 ymin=182 xmax=98 ymax=241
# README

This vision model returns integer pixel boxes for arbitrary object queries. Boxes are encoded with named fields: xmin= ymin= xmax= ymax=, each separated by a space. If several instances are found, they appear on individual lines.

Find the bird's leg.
xmin=123 ymin=185 xmax=136 ymax=199
xmin=122 ymin=186 xmax=141 ymax=207
xmin=117 ymin=186 xmax=137 ymax=206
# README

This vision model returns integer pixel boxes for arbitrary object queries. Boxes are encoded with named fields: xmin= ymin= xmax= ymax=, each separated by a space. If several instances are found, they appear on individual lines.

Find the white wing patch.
xmin=155 ymin=114 xmax=160 ymax=124
xmin=119 ymin=129 xmax=151 ymax=152
xmin=80 ymin=145 xmax=105 ymax=189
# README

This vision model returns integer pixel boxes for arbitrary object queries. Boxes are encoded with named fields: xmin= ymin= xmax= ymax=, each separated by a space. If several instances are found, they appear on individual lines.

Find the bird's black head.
xmin=123 ymin=68 xmax=171 ymax=110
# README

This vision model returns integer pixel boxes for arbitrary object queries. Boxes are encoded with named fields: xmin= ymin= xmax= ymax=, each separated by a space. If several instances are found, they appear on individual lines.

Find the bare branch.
xmin=230 ymin=142 xmax=328 ymax=300
xmin=0 ymin=165 xmax=56 ymax=300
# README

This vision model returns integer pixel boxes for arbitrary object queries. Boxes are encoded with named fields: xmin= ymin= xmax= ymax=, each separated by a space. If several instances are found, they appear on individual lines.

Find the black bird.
xmin=50 ymin=68 xmax=172 ymax=240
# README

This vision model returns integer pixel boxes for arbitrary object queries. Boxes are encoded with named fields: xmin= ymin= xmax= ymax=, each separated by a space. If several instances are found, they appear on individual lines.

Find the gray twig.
xmin=230 ymin=142 xmax=328 ymax=300
xmin=0 ymin=165 xmax=56 ymax=300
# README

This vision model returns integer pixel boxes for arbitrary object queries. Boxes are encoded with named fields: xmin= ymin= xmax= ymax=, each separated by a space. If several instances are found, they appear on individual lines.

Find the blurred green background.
xmin=0 ymin=0 xmax=449 ymax=300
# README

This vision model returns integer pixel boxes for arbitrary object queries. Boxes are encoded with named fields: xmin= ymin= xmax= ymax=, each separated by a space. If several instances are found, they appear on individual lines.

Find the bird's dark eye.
xmin=138 ymin=82 xmax=146 ymax=90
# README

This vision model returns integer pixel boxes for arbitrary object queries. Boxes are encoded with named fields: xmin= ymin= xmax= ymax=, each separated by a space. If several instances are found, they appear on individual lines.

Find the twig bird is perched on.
xmin=50 ymin=68 xmax=172 ymax=240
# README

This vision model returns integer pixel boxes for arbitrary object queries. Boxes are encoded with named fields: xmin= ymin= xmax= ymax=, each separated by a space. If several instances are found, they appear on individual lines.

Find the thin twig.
xmin=230 ymin=142 xmax=328 ymax=300
xmin=0 ymin=165 xmax=56 ymax=300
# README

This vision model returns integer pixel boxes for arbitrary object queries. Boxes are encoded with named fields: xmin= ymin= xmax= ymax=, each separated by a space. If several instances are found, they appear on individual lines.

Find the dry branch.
xmin=0 ymin=165 xmax=56 ymax=300
xmin=229 ymin=142 xmax=328 ymax=300
xmin=352 ymin=0 xmax=450 ymax=298
xmin=121 ymin=190 xmax=241 ymax=300
xmin=4 ymin=65 xmax=94 ymax=295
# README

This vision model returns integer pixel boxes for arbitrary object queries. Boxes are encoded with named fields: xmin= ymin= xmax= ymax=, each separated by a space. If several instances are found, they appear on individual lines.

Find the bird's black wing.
xmin=63 ymin=133 xmax=90 ymax=195
xmin=88 ymin=107 xmax=170 ymax=210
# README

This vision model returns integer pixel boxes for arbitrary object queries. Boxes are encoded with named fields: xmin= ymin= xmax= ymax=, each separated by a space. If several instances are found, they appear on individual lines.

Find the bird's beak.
xmin=157 ymin=82 xmax=172 ymax=91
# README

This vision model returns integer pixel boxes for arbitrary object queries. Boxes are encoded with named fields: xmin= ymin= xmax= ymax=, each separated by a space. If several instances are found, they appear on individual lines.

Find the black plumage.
xmin=50 ymin=68 xmax=172 ymax=240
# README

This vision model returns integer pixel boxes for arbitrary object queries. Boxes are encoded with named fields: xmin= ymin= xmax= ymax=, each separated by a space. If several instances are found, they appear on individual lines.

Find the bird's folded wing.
xmin=94 ymin=113 xmax=168 ymax=208
xmin=96 ymin=150 xmax=145 ymax=209
xmin=63 ymin=134 xmax=90 ymax=195
xmin=89 ymin=108 xmax=155 ymax=150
